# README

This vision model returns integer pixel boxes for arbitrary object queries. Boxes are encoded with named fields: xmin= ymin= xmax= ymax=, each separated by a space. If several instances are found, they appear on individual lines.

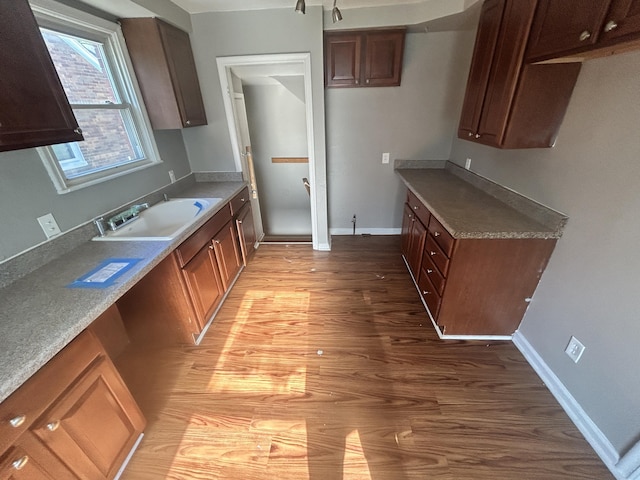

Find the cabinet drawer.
xmin=421 ymin=252 xmax=445 ymax=295
xmin=0 ymin=331 xmax=102 ymax=453
xmin=230 ymin=187 xmax=250 ymax=216
xmin=175 ymin=206 xmax=232 ymax=267
xmin=428 ymin=215 xmax=455 ymax=257
xmin=418 ymin=268 xmax=441 ymax=319
xmin=425 ymin=234 xmax=450 ymax=277
xmin=406 ymin=190 xmax=430 ymax=227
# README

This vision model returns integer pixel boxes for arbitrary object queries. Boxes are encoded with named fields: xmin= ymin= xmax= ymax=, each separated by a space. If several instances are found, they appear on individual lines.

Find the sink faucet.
xmin=94 ymin=217 xmax=107 ymax=237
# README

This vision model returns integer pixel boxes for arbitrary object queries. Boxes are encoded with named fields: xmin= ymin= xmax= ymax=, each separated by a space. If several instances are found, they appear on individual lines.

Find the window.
xmin=32 ymin=0 xmax=161 ymax=193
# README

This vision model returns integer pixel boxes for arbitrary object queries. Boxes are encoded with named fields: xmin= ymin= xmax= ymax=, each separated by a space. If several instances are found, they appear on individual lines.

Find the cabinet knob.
xmin=355 ymin=79 xmax=359 ymax=84
xmin=12 ymin=456 xmax=29 ymax=470
xmin=427 ymin=269 xmax=433 ymax=274
xmin=366 ymin=79 xmax=370 ymax=84
xmin=604 ymin=20 xmax=618 ymax=33
xmin=214 ymin=240 xmax=221 ymax=244
xmin=9 ymin=415 xmax=26 ymax=428
xmin=73 ymin=127 xmax=82 ymax=135
xmin=433 ymin=231 xmax=440 ymax=237
xmin=579 ymin=30 xmax=592 ymax=41
xmin=429 ymin=251 xmax=437 ymax=256
xmin=208 ymin=244 xmax=214 ymax=249
xmin=46 ymin=420 xmax=60 ymax=431
xmin=408 ymin=213 xmax=413 ymax=218
xmin=241 ymin=198 xmax=246 ymax=202
xmin=413 ymin=205 xmax=418 ymax=210
xmin=475 ymin=134 xmax=481 ymax=138
xmin=468 ymin=132 xmax=473 ymax=137
xmin=185 ymin=120 xmax=192 ymax=126
xmin=422 ymin=290 xmax=430 ymax=295
xmin=238 ymin=220 xmax=243 ymax=225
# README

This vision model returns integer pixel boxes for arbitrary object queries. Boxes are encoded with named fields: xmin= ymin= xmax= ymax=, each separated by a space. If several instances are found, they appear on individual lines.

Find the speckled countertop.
xmin=0 ymin=181 xmax=245 ymax=403
xmin=396 ymin=165 xmax=567 ymax=239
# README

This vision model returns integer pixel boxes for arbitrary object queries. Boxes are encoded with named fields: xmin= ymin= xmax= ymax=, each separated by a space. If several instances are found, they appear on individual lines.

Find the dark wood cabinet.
xmin=120 ymin=18 xmax=207 ymax=129
xmin=402 ymin=189 xmax=557 ymax=337
xmin=0 ymin=330 xmax=145 ymax=479
xmin=458 ymin=0 xmax=581 ymax=149
xmin=527 ymin=0 xmax=640 ymax=62
xmin=213 ymin=221 xmax=242 ymax=292
xmin=325 ymin=28 xmax=405 ymax=87
xmin=230 ymin=187 xmax=257 ymax=266
xmin=0 ymin=0 xmax=83 ymax=152
xmin=400 ymin=191 xmax=430 ymax=280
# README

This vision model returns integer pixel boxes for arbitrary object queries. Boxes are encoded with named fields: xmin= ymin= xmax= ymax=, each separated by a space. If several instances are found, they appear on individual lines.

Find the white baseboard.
xmin=329 ymin=228 xmax=401 ymax=236
xmin=512 ymin=331 xmax=631 ymax=479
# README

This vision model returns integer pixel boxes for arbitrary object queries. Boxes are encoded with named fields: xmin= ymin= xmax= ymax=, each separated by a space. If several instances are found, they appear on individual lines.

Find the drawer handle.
xmin=12 ymin=455 xmax=29 ymax=470
xmin=422 ymin=290 xmax=430 ymax=295
xmin=427 ymin=269 xmax=433 ymax=274
xmin=604 ymin=20 xmax=618 ymax=32
xmin=429 ymin=251 xmax=437 ymax=256
xmin=433 ymin=231 xmax=440 ymax=237
xmin=46 ymin=420 xmax=60 ymax=432
xmin=9 ymin=415 xmax=26 ymax=428
xmin=579 ymin=30 xmax=591 ymax=41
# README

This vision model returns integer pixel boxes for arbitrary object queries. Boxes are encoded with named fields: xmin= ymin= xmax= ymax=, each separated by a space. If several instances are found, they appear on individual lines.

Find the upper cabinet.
xmin=526 ymin=0 xmax=640 ymax=62
xmin=0 ymin=0 xmax=83 ymax=152
xmin=325 ymin=28 xmax=406 ymax=87
xmin=458 ymin=0 xmax=581 ymax=149
xmin=120 ymin=18 xmax=207 ymax=130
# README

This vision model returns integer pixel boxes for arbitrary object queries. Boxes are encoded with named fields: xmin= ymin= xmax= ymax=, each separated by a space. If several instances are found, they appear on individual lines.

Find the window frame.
xmin=31 ymin=0 xmax=162 ymax=194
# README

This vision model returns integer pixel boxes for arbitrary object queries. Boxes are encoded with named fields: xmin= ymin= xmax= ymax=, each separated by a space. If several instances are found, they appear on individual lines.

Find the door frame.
xmin=216 ymin=53 xmax=329 ymax=251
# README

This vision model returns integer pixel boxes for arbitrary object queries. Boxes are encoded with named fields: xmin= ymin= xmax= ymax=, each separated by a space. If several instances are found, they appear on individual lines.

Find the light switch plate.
xmin=37 ymin=213 xmax=62 ymax=239
xmin=382 ymin=152 xmax=390 ymax=164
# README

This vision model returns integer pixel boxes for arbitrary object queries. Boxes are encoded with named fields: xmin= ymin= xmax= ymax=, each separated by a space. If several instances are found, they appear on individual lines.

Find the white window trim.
xmin=31 ymin=0 xmax=162 ymax=194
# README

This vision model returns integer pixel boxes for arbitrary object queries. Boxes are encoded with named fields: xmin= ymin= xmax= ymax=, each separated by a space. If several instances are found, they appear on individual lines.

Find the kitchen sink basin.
xmin=92 ymin=198 xmax=222 ymax=241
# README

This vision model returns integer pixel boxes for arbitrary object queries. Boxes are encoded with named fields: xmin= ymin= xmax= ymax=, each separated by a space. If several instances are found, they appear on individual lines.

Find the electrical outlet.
xmin=382 ymin=152 xmax=390 ymax=164
xmin=465 ymin=158 xmax=472 ymax=170
xmin=169 ymin=170 xmax=176 ymax=183
xmin=565 ymin=336 xmax=585 ymax=363
xmin=37 ymin=213 xmax=62 ymax=239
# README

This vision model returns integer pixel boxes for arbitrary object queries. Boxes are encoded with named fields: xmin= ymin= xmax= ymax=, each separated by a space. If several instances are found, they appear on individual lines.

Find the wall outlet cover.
xmin=37 ymin=213 xmax=62 ymax=239
xmin=565 ymin=335 xmax=586 ymax=363
xmin=382 ymin=153 xmax=390 ymax=164
xmin=465 ymin=158 xmax=472 ymax=170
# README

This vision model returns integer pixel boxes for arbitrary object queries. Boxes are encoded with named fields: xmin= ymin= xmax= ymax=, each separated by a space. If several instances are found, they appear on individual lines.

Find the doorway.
xmin=217 ymin=54 xmax=319 ymax=246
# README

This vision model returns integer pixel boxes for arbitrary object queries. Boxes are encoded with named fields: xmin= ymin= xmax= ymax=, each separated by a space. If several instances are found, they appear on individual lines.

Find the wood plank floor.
xmin=118 ymin=236 xmax=612 ymax=480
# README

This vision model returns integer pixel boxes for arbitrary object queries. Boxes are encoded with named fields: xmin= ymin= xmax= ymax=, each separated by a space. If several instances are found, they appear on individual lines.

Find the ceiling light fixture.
xmin=295 ymin=0 xmax=305 ymax=14
xmin=332 ymin=0 xmax=343 ymax=23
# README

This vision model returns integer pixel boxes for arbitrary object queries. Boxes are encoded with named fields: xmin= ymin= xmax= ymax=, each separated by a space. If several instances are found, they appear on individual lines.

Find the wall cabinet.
xmin=230 ymin=187 xmax=257 ymax=266
xmin=526 ymin=0 xmax=640 ymax=62
xmin=0 ymin=330 xmax=145 ymax=479
xmin=120 ymin=18 xmax=207 ymax=130
xmin=402 ymin=190 xmax=557 ymax=337
xmin=458 ymin=0 xmax=581 ymax=148
xmin=117 ymin=196 xmax=246 ymax=344
xmin=324 ymin=28 xmax=406 ymax=87
xmin=0 ymin=0 xmax=83 ymax=152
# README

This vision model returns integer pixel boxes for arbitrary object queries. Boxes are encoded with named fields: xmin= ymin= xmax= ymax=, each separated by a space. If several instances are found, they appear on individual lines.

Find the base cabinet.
xmin=402 ymin=189 xmax=557 ymax=336
xmin=0 ymin=330 xmax=145 ymax=479
xmin=231 ymin=188 xmax=257 ymax=266
xmin=400 ymin=191 xmax=430 ymax=279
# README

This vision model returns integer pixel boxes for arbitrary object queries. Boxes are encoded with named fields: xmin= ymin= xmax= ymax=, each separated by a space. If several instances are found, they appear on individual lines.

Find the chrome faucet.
xmin=94 ymin=217 xmax=107 ymax=237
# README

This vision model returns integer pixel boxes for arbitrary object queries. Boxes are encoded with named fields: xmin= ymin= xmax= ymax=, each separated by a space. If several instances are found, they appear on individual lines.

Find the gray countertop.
xmin=0 ymin=181 xmax=245 ymax=403
xmin=396 ymin=166 xmax=567 ymax=239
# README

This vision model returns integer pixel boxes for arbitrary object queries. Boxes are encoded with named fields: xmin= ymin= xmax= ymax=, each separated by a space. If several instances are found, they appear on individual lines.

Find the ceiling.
xmin=170 ymin=0 xmax=439 ymax=14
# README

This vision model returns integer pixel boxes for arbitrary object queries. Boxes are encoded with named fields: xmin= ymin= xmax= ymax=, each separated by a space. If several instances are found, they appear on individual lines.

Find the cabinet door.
xmin=400 ymin=204 xmax=413 ymax=258
xmin=526 ymin=0 xmax=611 ymax=60
xmin=325 ymin=34 xmax=362 ymax=87
xmin=213 ymin=221 xmax=242 ymax=291
xmin=0 ymin=0 xmax=82 ymax=152
xmin=157 ymin=20 xmax=207 ymax=128
xmin=407 ymin=218 xmax=427 ymax=280
xmin=458 ymin=0 xmax=505 ymax=139
xmin=236 ymin=204 xmax=257 ymax=266
xmin=0 ymin=433 xmax=78 ymax=480
xmin=182 ymin=244 xmax=225 ymax=329
xmin=600 ymin=0 xmax=640 ymax=43
xmin=363 ymin=31 xmax=404 ymax=86
xmin=30 ymin=357 xmax=145 ymax=479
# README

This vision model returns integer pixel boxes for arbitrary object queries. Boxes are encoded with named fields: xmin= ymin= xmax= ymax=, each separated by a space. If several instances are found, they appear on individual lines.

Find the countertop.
xmin=396 ymin=166 xmax=567 ymax=239
xmin=0 ymin=181 xmax=245 ymax=403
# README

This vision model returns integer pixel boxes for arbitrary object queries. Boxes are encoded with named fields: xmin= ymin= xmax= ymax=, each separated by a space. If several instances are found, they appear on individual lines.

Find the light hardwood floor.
xmin=118 ymin=236 xmax=612 ymax=480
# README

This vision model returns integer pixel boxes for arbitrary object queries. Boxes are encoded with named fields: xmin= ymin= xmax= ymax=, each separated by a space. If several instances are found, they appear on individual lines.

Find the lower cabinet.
xmin=0 ymin=329 xmax=145 ymax=479
xmin=402 ymin=189 xmax=557 ymax=336
xmin=117 ymin=193 xmax=247 ymax=344
xmin=400 ymin=191 xmax=430 ymax=280
xmin=230 ymin=187 xmax=257 ymax=266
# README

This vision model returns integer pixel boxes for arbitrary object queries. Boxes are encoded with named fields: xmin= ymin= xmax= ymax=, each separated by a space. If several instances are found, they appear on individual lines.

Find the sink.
xmin=92 ymin=198 xmax=222 ymax=241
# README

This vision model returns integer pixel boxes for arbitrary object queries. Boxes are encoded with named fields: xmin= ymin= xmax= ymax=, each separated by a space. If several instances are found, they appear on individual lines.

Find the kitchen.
xmin=0 ymin=0 xmax=639 ymax=479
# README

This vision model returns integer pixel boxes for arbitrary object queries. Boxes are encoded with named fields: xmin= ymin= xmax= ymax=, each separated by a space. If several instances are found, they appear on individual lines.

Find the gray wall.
xmin=450 ymin=49 xmax=640 ymax=454
xmin=325 ymin=30 xmax=475 ymax=232
xmin=0 ymin=130 xmax=191 ymax=261
xmin=244 ymin=82 xmax=311 ymax=236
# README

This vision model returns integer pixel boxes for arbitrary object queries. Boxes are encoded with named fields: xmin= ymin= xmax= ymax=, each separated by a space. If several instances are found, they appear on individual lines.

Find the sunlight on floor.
xmin=206 ymin=290 xmax=310 ymax=395
xmin=344 ymin=429 xmax=374 ymax=480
